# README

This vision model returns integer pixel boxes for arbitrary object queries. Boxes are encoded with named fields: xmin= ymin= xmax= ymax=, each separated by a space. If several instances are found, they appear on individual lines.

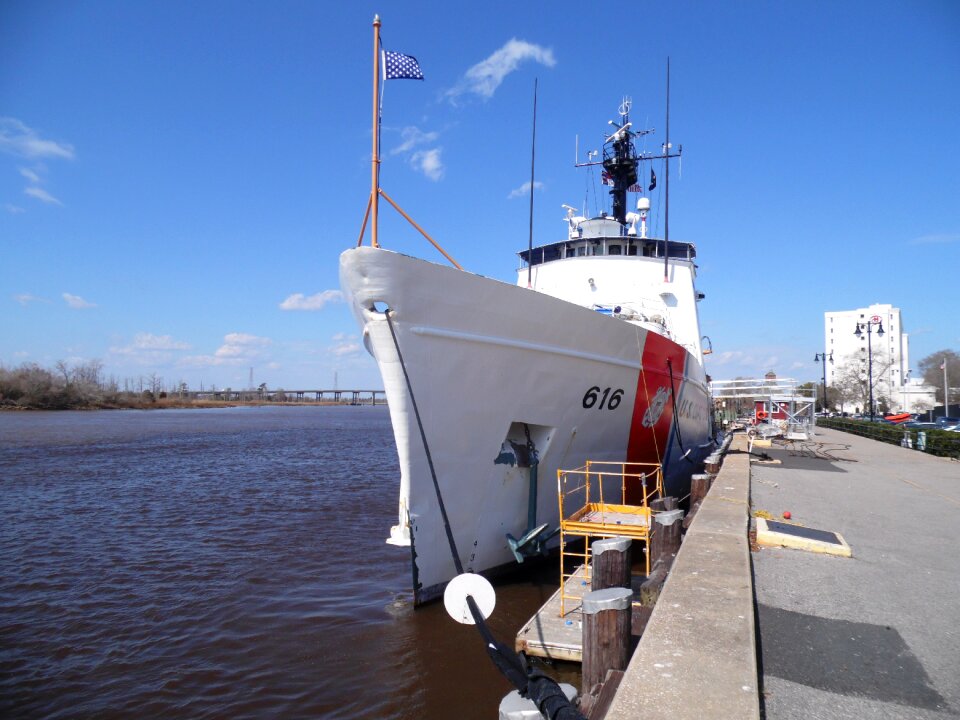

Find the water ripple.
xmin=0 ymin=406 xmax=558 ymax=718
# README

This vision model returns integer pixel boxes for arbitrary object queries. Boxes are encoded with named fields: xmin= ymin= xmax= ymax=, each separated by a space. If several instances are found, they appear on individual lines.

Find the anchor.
xmin=505 ymin=424 xmax=558 ymax=563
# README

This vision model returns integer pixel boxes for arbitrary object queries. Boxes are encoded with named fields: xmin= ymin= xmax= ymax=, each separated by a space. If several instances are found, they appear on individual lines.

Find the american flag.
xmin=383 ymin=51 xmax=424 ymax=80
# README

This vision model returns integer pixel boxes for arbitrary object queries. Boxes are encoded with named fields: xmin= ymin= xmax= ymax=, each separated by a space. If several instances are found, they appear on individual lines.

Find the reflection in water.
xmin=0 ymin=407 xmax=569 ymax=719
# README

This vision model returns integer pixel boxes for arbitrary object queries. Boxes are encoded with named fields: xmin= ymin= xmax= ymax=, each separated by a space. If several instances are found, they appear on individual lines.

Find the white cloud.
xmin=3 ymin=121 xmax=72 ymax=210
xmin=327 ymin=333 xmax=362 ymax=358
xmin=111 ymin=333 xmax=191 ymax=355
xmin=332 ymin=341 xmax=362 ymax=357
xmin=63 ymin=292 xmax=96 ymax=309
xmin=25 ymin=186 xmax=62 ymax=205
xmin=134 ymin=333 xmax=191 ymax=350
xmin=390 ymin=126 xmax=439 ymax=155
xmin=410 ymin=148 xmax=444 ymax=181
xmin=507 ymin=180 xmax=544 ymax=199
xmin=109 ymin=333 xmax=192 ymax=365
xmin=215 ymin=332 xmax=271 ymax=359
xmin=19 ymin=167 xmax=41 ymax=184
xmin=279 ymin=290 xmax=343 ymax=311
xmin=0 ymin=118 xmax=74 ymax=159
xmin=909 ymin=233 xmax=960 ymax=246
xmin=179 ymin=332 xmax=272 ymax=368
xmin=708 ymin=350 xmax=751 ymax=367
xmin=447 ymin=39 xmax=556 ymax=102
xmin=14 ymin=293 xmax=46 ymax=305
xmin=4 ymin=203 xmax=25 ymax=214
xmin=386 ymin=126 xmax=444 ymax=181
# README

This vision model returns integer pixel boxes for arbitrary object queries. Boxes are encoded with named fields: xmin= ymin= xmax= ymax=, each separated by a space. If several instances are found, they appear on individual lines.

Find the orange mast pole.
xmin=370 ymin=15 xmax=381 ymax=248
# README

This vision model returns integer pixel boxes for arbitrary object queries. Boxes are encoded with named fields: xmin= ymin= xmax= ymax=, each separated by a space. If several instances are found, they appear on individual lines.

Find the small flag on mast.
xmin=383 ymin=51 xmax=424 ymax=80
xmin=648 ymin=168 xmax=657 ymax=191
xmin=941 ymin=359 xmax=947 ymax=370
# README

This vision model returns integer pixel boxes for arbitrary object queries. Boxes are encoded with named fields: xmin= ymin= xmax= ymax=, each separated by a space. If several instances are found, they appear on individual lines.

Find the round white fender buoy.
xmin=443 ymin=573 xmax=496 ymax=625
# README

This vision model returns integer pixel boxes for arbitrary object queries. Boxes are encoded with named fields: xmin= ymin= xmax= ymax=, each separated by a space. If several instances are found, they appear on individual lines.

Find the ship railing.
xmin=556 ymin=460 xmax=663 ymax=616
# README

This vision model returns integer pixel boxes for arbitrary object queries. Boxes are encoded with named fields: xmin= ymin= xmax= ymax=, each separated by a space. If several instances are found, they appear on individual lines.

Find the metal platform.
xmin=515 ymin=565 xmax=591 ymax=662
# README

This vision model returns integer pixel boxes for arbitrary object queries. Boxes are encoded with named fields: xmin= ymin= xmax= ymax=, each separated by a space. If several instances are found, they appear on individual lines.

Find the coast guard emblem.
xmin=642 ymin=387 xmax=670 ymax=428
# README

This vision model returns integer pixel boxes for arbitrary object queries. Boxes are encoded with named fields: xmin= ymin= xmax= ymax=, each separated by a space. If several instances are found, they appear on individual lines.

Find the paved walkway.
xmin=751 ymin=426 xmax=960 ymax=719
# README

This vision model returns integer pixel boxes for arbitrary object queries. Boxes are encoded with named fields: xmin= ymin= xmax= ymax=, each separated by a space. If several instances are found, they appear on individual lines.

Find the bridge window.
xmin=608 ymin=244 xmax=621 ymax=255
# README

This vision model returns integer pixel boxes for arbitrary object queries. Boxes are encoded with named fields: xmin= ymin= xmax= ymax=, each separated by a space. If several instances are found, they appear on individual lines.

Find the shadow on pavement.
xmin=757 ymin=603 xmax=948 ymax=712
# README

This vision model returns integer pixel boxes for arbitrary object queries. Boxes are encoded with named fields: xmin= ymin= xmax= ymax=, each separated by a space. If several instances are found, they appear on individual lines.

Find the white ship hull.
xmin=340 ymin=246 xmax=713 ymax=604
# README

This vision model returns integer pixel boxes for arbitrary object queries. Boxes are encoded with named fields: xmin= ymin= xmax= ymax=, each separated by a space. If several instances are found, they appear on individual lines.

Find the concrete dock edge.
xmin=604 ymin=435 xmax=759 ymax=719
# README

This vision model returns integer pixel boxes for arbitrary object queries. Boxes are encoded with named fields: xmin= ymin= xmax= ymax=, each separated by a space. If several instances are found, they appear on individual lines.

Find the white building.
xmin=901 ymin=377 xmax=938 ymax=417
xmin=824 ymin=304 xmax=909 ymax=412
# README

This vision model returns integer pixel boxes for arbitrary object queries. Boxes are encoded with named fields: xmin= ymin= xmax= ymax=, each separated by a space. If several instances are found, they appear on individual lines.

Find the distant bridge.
xmin=176 ymin=389 xmax=385 ymax=405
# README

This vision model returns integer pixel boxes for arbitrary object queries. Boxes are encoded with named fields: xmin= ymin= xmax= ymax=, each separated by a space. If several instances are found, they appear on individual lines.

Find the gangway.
xmin=711 ymin=377 xmax=816 ymax=439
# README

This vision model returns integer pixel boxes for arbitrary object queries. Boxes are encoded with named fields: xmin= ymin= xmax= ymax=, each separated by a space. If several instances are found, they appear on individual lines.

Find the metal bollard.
xmin=498 ymin=684 xmax=579 ymax=720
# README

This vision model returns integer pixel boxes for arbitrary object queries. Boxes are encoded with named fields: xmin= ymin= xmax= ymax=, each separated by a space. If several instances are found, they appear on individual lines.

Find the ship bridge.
xmin=514 ymin=216 xmax=704 ymax=359
xmin=517 ymin=215 xmax=696 ymax=269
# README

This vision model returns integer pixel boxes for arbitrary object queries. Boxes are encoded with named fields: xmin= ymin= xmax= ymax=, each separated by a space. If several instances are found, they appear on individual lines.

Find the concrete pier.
xmin=599 ymin=426 xmax=959 ymax=719
xmin=752 ymin=426 xmax=959 ymax=718
xmin=605 ymin=435 xmax=757 ymax=719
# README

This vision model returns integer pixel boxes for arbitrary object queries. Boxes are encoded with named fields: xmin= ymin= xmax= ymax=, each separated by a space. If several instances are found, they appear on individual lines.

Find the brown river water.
xmin=0 ymin=406 xmax=574 ymax=719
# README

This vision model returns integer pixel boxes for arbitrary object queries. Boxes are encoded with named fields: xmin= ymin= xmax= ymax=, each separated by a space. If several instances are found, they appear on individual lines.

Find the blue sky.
xmin=2 ymin=0 xmax=958 ymax=391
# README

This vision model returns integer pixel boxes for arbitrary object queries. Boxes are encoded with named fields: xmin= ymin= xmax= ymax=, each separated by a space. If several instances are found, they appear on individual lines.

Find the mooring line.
xmin=383 ymin=309 xmax=585 ymax=720
xmin=666 ymin=357 xmax=698 ymax=464
xmin=384 ymin=310 xmax=463 ymax=574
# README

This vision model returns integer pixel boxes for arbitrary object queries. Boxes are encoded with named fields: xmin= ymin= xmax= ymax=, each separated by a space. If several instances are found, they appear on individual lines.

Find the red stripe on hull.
xmin=625 ymin=332 xmax=689 ymax=503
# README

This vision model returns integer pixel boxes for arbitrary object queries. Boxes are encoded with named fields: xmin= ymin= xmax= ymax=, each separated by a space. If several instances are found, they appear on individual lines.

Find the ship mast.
xmin=370 ymin=15 xmax=381 ymax=247
xmin=663 ymin=58 xmax=671 ymax=281
xmin=601 ymin=100 xmax=640 ymax=225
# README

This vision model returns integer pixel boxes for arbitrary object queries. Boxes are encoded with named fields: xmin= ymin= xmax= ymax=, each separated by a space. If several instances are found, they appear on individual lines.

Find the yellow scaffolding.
xmin=556 ymin=461 xmax=663 ymax=616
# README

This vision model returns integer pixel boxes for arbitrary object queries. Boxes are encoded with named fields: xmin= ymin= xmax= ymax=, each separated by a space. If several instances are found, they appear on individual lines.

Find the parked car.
xmin=935 ymin=416 xmax=960 ymax=428
xmin=904 ymin=421 xmax=938 ymax=430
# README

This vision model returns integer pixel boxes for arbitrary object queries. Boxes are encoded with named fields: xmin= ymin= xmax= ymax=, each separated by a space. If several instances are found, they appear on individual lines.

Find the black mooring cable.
xmin=384 ymin=310 xmax=463 ymax=574
xmin=384 ymin=309 xmax=585 ymax=720
xmin=666 ymin=358 xmax=698 ymax=465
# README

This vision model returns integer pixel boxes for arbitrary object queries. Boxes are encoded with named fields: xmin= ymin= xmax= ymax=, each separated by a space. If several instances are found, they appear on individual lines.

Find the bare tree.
xmin=833 ymin=350 xmax=896 ymax=416
xmin=918 ymin=349 xmax=959 ymax=407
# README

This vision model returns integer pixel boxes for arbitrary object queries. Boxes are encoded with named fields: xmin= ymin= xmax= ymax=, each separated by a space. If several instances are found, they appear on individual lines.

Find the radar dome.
xmin=636 ymin=197 xmax=651 ymax=212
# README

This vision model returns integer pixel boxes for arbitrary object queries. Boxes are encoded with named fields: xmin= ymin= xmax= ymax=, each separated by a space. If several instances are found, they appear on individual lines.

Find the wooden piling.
xmin=581 ymin=587 xmax=633 ymax=695
xmin=591 ymin=537 xmax=632 ymax=591
xmin=690 ymin=473 xmax=714 ymax=506
xmin=704 ymin=454 xmax=722 ymax=474
xmin=685 ymin=474 xmax=715 ymax=529
xmin=650 ymin=496 xmax=679 ymax=512
xmin=650 ymin=508 xmax=684 ymax=568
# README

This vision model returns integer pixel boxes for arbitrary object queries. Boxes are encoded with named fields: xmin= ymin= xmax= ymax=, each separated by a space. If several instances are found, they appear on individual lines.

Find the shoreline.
xmin=0 ymin=400 xmax=382 ymax=412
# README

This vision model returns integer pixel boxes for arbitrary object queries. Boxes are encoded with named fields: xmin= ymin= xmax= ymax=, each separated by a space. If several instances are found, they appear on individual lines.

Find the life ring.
xmin=757 ymin=410 xmax=768 ymax=420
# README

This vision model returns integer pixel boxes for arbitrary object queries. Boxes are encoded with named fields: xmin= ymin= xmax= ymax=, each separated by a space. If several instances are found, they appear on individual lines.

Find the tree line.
xmin=0 ymin=360 xmax=178 ymax=409
xmin=819 ymin=348 xmax=957 ymax=415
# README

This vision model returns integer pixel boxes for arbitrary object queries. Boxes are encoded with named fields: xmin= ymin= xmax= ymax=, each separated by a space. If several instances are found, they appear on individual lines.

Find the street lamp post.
xmin=814 ymin=351 xmax=833 ymax=413
xmin=854 ymin=318 xmax=885 ymax=421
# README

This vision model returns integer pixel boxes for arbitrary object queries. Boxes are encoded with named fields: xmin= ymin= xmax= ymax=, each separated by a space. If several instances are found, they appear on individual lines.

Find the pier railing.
xmin=817 ymin=418 xmax=960 ymax=459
